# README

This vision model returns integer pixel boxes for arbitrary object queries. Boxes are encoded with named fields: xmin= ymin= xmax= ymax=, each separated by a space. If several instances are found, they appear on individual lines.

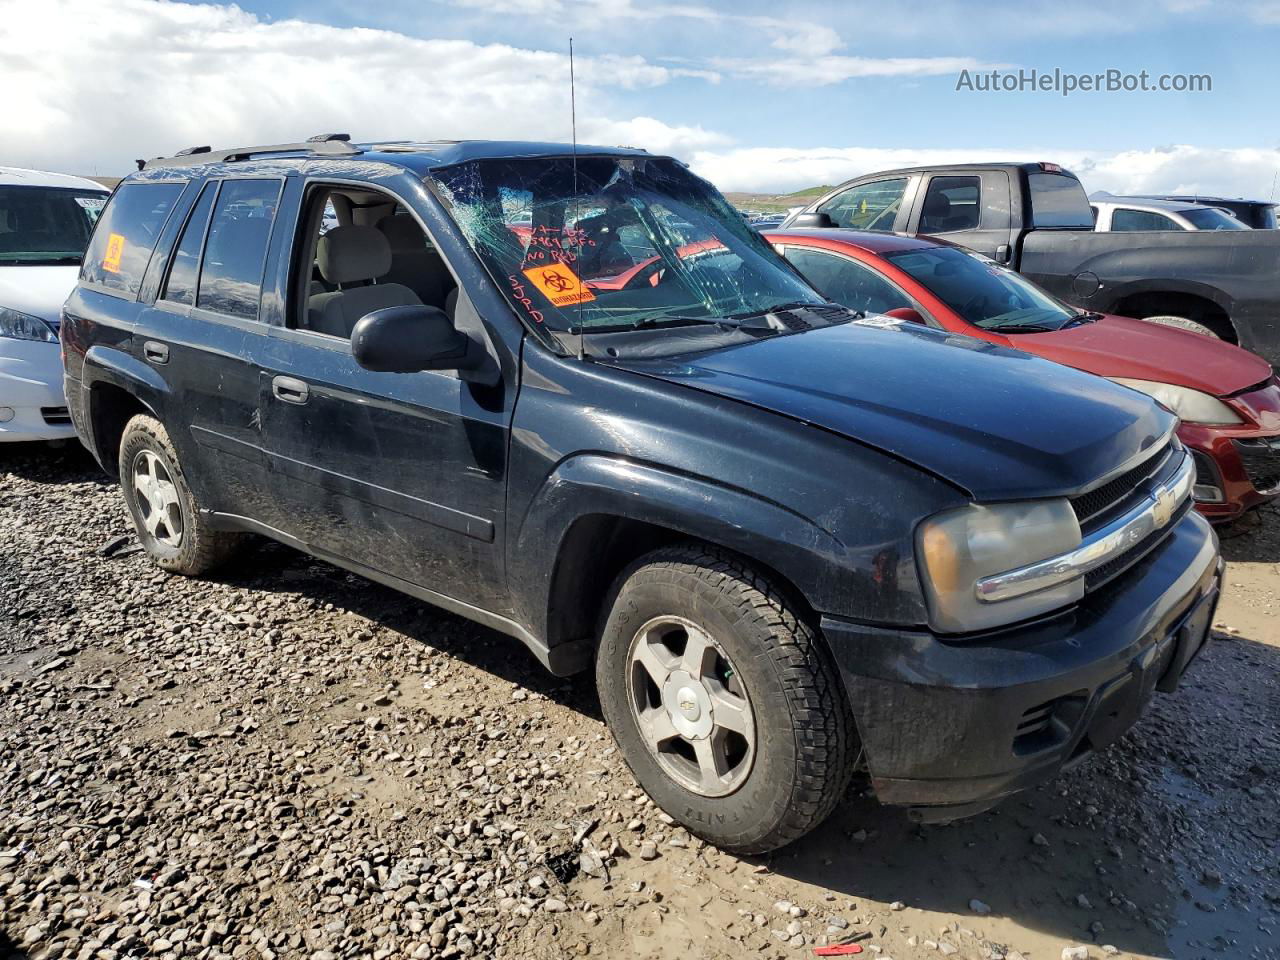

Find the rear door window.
xmin=81 ymin=181 xmax=185 ymax=297
xmin=817 ymin=179 xmax=909 ymax=230
xmin=1111 ymin=208 xmax=1181 ymax=231
xmin=161 ymin=182 xmax=218 ymax=306
xmin=919 ymin=176 xmax=980 ymax=234
xmin=197 ymin=179 xmax=282 ymax=320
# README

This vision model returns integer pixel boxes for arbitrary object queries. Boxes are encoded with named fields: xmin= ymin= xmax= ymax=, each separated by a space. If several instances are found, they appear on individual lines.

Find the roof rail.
xmin=143 ymin=135 xmax=361 ymax=170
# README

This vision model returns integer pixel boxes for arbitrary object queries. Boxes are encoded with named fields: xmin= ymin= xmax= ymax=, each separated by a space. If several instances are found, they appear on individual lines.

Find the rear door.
xmin=906 ymin=170 xmax=1015 ymax=262
xmin=134 ymin=175 xmax=286 ymax=523
xmin=253 ymin=178 xmax=517 ymax=615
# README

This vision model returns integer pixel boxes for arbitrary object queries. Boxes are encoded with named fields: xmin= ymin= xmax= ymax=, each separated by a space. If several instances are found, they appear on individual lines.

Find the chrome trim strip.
xmin=976 ymin=452 xmax=1194 ymax=603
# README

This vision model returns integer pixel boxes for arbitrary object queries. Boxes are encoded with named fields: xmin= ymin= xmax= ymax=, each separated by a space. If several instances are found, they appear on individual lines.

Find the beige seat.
xmin=307 ymin=226 xmax=421 ymax=338
xmin=376 ymin=214 xmax=455 ymax=309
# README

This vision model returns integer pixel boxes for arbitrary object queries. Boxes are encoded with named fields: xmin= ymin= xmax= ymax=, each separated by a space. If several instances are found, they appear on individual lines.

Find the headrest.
xmin=923 ymin=192 xmax=951 ymax=217
xmin=376 ymin=213 xmax=427 ymax=253
xmin=317 ymin=225 xmax=391 ymax=285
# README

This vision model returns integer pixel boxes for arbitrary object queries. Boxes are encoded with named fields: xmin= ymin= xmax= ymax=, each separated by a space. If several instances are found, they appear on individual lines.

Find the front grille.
xmin=1084 ymin=498 xmax=1191 ymax=591
xmin=40 ymin=406 xmax=71 ymax=426
xmin=1234 ymin=436 xmax=1280 ymax=494
xmin=1070 ymin=443 xmax=1171 ymax=529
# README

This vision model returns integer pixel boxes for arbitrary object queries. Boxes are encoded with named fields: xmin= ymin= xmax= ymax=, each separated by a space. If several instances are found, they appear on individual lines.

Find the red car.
xmin=766 ymin=229 xmax=1280 ymax=523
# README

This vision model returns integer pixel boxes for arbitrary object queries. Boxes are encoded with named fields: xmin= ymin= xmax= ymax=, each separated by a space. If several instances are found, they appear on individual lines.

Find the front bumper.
xmin=822 ymin=509 xmax=1220 ymax=819
xmin=1182 ymin=380 xmax=1280 ymax=521
xmin=0 ymin=339 xmax=75 ymax=442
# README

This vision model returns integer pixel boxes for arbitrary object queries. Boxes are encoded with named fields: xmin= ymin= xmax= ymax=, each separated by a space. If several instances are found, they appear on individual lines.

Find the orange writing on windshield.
xmin=522 ymin=263 xmax=596 ymax=308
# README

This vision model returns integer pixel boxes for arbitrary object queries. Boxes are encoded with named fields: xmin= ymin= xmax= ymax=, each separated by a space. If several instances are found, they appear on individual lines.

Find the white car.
xmin=1 ymin=167 xmax=108 ymax=441
xmin=1088 ymin=193 xmax=1249 ymax=232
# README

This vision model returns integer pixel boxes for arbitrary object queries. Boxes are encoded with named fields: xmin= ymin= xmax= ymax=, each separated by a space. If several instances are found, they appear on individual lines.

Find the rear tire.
xmin=118 ymin=414 xmax=243 ymax=575
xmin=596 ymin=543 xmax=858 ymax=854
xmin=1139 ymin=314 xmax=1220 ymax=339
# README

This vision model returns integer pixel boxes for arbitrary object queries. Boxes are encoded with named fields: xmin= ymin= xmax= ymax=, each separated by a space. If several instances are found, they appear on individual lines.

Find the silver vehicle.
xmin=1089 ymin=193 xmax=1249 ymax=232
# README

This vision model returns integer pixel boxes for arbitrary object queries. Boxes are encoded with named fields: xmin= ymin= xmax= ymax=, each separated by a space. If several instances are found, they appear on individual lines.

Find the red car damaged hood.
xmin=1020 ymin=314 xmax=1273 ymax=397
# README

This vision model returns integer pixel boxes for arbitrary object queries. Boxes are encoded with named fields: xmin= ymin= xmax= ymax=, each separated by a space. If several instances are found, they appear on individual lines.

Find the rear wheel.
xmin=596 ymin=543 xmax=858 ymax=853
xmin=118 ymin=414 xmax=243 ymax=575
xmin=1139 ymin=314 xmax=1220 ymax=339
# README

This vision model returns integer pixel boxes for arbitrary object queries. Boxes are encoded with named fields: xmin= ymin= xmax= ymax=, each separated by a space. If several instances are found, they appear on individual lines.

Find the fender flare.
xmin=508 ymin=454 xmax=854 ymax=665
xmin=79 ymin=345 xmax=170 ymax=468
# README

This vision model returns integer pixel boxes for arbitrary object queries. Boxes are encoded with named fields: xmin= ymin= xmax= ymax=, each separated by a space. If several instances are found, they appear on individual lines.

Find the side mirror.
xmin=884 ymin=307 xmax=927 ymax=325
xmin=790 ymin=212 xmax=836 ymax=229
xmin=351 ymin=305 xmax=475 ymax=373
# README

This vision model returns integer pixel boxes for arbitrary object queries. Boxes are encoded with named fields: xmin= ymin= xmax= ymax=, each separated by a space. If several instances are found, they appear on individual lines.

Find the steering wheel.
xmin=961 ymin=293 xmax=991 ymax=323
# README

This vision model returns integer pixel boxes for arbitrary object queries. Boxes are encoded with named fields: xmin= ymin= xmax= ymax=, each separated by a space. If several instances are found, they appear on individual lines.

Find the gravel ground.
xmin=2 ymin=443 xmax=1277 ymax=960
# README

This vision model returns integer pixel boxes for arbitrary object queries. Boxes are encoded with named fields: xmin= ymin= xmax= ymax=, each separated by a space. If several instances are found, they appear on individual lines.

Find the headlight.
xmin=0 ymin=307 xmax=58 ymax=343
xmin=916 ymin=499 xmax=1083 ymax=633
xmin=1108 ymin=378 xmax=1241 ymax=425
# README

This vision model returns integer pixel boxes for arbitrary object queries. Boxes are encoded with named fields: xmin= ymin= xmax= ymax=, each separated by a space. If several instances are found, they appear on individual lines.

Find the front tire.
xmin=1139 ymin=314 xmax=1220 ymax=338
xmin=118 ymin=414 xmax=242 ymax=575
xmin=596 ymin=544 xmax=858 ymax=854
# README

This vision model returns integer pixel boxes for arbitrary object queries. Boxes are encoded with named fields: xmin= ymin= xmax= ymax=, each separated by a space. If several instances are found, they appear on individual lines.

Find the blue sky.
xmin=4 ymin=0 xmax=1276 ymax=196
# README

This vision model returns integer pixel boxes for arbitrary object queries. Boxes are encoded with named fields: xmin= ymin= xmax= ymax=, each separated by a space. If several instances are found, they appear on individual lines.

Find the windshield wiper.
xmin=982 ymin=322 xmax=1056 ymax=333
xmin=1063 ymin=311 xmax=1102 ymax=328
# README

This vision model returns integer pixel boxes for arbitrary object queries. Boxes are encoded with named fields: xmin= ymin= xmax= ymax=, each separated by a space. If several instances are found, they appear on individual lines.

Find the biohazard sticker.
xmin=102 ymin=233 xmax=125 ymax=274
xmin=522 ymin=263 xmax=596 ymax=308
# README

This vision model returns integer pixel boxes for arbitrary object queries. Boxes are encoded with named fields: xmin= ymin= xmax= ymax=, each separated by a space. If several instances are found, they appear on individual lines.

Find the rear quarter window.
xmin=81 ymin=181 xmax=185 ymax=298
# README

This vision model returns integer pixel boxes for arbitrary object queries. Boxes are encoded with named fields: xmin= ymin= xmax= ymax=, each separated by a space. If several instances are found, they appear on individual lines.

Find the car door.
xmin=254 ymin=177 xmax=516 ymax=615
xmin=134 ymin=176 xmax=287 ymax=525
xmin=907 ymin=171 xmax=1016 ymax=262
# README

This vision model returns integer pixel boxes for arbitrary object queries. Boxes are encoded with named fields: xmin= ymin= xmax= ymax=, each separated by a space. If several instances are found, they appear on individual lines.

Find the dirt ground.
xmin=1 ymin=443 xmax=1277 ymax=960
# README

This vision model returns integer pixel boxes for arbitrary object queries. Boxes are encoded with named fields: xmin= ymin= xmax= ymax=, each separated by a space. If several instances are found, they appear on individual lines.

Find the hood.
xmin=1016 ymin=314 xmax=1273 ymax=397
xmin=0 ymin=264 xmax=81 ymax=325
xmin=618 ymin=319 xmax=1173 ymax=501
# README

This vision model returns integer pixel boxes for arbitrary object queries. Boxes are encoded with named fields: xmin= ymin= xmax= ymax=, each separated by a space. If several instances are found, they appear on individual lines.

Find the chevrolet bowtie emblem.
xmin=1151 ymin=484 xmax=1177 ymax=528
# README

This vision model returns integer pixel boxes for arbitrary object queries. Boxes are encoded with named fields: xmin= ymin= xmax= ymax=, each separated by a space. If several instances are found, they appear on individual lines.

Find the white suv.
xmin=1 ymin=167 xmax=108 ymax=441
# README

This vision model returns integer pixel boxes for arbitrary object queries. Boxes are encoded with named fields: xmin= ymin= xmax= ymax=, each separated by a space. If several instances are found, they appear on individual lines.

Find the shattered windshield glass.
xmin=427 ymin=155 xmax=824 ymax=331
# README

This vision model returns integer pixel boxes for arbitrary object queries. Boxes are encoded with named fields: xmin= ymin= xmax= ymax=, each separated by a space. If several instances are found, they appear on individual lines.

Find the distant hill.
xmin=723 ymin=185 xmax=834 ymax=214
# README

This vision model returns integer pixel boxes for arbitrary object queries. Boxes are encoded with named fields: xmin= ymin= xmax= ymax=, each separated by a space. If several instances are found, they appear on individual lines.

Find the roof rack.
xmin=143 ymin=134 xmax=360 ymax=170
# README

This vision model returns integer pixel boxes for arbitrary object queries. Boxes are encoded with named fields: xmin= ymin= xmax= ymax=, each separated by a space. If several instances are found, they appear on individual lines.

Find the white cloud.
xmin=724 ymin=55 xmax=1012 ymax=87
xmin=579 ymin=116 xmax=731 ymax=154
xmin=0 ymin=0 xmax=717 ymax=173
xmin=686 ymin=144 xmax=1280 ymax=199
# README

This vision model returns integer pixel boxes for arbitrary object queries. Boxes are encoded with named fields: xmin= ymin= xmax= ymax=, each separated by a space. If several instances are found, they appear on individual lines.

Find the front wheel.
xmin=596 ymin=544 xmax=858 ymax=853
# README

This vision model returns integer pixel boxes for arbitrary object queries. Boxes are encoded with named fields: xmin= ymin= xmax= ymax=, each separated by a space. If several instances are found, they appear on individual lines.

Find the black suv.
xmin=63 ymin=136 xmax=1221 ymax=852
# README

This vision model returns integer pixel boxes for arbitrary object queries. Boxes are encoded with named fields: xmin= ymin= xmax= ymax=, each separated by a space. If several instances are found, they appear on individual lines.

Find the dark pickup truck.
xmin=784 ymin=162 xmax=1280 ymax=366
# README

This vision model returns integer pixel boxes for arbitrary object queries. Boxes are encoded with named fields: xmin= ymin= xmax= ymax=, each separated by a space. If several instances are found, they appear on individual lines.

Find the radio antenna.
xmin=570 ymin=36 xmax=586 ymax=360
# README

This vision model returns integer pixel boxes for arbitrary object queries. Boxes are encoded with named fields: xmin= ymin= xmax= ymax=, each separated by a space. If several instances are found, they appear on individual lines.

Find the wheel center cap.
xmin=661 ymin=670 xmax=714 ymax=740
xmin=676 ymin=686 xmax=701 ymax=721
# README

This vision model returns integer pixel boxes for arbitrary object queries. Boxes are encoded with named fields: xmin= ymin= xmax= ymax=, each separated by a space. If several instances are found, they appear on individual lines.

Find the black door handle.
xmin=143 ymin=341 xmax=169 ymax=364
xmin=272 ymin=376 xmax=310 ymax=404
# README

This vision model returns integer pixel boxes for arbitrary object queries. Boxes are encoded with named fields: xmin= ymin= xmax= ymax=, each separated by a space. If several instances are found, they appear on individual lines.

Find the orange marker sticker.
xmin=102 ymin=233 xmax=125 ymax=274
xmin=522 ymin=263 xmax=595 ymax=308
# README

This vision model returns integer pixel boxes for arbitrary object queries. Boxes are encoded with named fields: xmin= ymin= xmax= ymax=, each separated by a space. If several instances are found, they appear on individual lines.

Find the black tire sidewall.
xmin=597 ymin=569 xmax=802 ymax=850
xmin=119 ymin=420 xmax=198 ymax=571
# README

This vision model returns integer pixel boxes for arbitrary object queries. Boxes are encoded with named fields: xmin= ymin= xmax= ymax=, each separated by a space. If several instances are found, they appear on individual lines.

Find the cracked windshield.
xmin=429 ymin=155 xmax=824 ymax=331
